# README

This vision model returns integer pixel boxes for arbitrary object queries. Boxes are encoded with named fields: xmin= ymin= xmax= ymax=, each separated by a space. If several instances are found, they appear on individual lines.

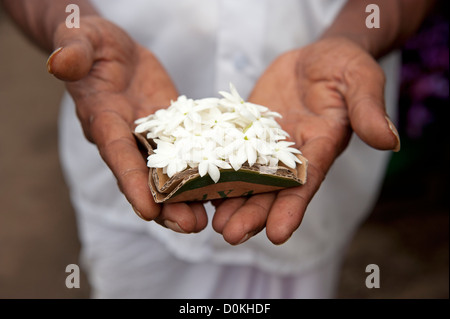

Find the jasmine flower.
xmin=134 ymin=83 xmax=302 ymax=183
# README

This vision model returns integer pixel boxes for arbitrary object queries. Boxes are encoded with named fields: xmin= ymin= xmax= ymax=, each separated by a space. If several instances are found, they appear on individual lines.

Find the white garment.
xmin=58 ymin=0 xmax=400 ymax=298
xmin=80 ymin=213 xmax=341 ymax=299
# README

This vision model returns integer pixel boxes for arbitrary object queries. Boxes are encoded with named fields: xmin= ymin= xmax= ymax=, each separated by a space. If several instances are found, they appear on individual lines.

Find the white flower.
xmin=271 ymin=141 xmax=303 ymax=169
xmin=134 ymin=83 xmax=303 ymax=183
xmin=219 ymin=83 xmax=262 ymax=122
xmin=146 ymin=140 xmax=187 ymax=178
xmin=218 ymin=82 xmax=245 ymax=105
xmin=217 ymin=128 xmax=272 ymax=171
xmin=197 ymin=150 xmax=231 ymax=183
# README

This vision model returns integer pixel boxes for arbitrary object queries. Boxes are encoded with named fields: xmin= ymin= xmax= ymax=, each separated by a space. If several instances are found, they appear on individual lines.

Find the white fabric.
xmin=58 ymin=0 xmax=400 ymax=297
xmin=79 ymin=213 xmax=342 ymax=299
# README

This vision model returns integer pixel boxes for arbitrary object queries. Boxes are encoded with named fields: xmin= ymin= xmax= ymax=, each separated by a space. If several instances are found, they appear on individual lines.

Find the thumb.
xmin=344 ymin=59 xmax=401 ymax=152
xmin=46 ymin=31 xmax=94 ymax=81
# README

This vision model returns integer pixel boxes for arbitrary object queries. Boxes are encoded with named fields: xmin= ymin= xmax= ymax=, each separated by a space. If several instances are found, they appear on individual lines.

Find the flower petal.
xmin=208 ymin=164 xmax=221 ymax=183
xmin=246 ymin=143 xmax=257 ymax=167
xmin=229 ymin=154 xmax=243 ymax=171
xmin=166 ymin=162 xmax=178 ymax=177
xmin=198 ymin=161 xmax=208 ymax=177
xmin=147 ymin=154 xmax=169 ymax=168
xmin=277 ymin=151 xmax=296 ymax=168
xmin=286 ymin=147 xmax=302 ymax=154
xmin=215 ymin=160 xmax=231 ymax=169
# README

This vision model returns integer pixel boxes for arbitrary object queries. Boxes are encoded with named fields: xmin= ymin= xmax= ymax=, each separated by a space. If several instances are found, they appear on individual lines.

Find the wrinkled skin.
xmin=213 ymin=38 xmax=400 ymax=245
xmin=48 ymin=17 xmax=399 ymax=245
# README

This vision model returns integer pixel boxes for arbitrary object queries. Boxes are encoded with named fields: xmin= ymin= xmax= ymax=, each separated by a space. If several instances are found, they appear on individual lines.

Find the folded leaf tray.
xmin=135 ymin=132 xmax=307 ymax=203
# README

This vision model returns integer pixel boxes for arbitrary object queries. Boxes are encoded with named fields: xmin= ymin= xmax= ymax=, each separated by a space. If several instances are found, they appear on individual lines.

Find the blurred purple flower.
xmin=404 ymin=20 xmax=449 ymax=51
xmin=406 ymin=103 xmax=434 ymax=139
xmin=398 ymin=10 xmax=449 ymax=140
xmin=401 ymin=63 xmax=423 ymax=84
xmin=420 ymin=47 xmax=449 ymax=70
xmin=410 ymin=73 xmax=449 ymax=101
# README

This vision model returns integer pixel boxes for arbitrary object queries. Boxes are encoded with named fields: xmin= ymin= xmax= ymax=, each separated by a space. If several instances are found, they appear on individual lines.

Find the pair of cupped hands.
xmin=47 ymin=17 xmax=400 ymax=246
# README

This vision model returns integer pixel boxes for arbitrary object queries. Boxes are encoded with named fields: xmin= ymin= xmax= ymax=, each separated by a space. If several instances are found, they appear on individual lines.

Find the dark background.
xmin=0 ymin=3 xmax=448 ymax=298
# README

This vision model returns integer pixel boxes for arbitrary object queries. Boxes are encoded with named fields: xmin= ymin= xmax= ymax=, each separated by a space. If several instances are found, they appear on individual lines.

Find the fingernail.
xmin=164 ymin=220 xmax=187 ymax=233
xmin=46 ymin=47 xmax=63 ymax=74
xmin=132 ymin=206 xmax=150 ymax=221
xmin=237 ymin=233 xmax=250 ymax=245
xmin=385 ymin=116 xmax=401 ymax=152
xmin=275 ymin=234 xmax=292 ymax=246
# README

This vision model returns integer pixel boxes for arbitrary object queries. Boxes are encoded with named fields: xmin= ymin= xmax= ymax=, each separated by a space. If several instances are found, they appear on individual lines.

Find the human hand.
xmin=212 ymin=37 xmax=401 ymax=245
xmin=47 ymin=17 xmax=208 ymax=232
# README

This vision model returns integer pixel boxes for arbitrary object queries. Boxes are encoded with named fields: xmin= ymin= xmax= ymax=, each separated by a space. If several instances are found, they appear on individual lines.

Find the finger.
xmin=156 ymin=202 xmax=208 ymax=233
xmin=220 ymin=193 xmax=277 ymax=245
xmin=343 ymin=57 xmax=401 ymax=152
xmin=212 ymin=197 xmax=247 ymax=234
xmin=47 ymin=28 xmax=95 ymax=81
xmin=265 ymin=137 xmax=331 ymax=245
xmin=190 ymin=202 xmax=209 ymax=232
xmin=88 ymin=104 xmax=161 ymax=221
